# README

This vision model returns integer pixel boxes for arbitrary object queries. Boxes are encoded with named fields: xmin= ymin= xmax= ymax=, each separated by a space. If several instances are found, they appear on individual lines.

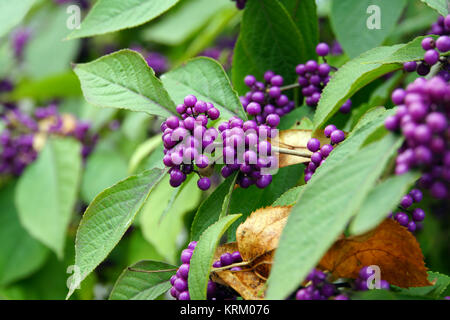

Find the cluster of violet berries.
xmin=354 ymin=266 xmax=390 ymax=291
xmin=389 ymin=189 xmax=425 ymax=233
xmin=169 ymin=241 xmax=240 ymax=300
xmin=303 ymin=124 xmax=346 ymax=183
xmin=384 ymin=77 xmax=449 ymax=199
xmin=231 ymin=0 xmax=246 ymax=10
xmin=403 ymin=15 xmax=450 ymax=76
xmin=0 ymin=103 xmax=95 ymax=176
xmin=296 ymin=43 xmax=352 ymax=113
xmin=219 ymin=116 xmax=276 ymax=189
xmin=161 ymin=95 xmax=220 ymax=191
xmin=240 ymin=72 xmax=295 ymax=127
xmin=295 ymin=269 xmax=343 ymax=300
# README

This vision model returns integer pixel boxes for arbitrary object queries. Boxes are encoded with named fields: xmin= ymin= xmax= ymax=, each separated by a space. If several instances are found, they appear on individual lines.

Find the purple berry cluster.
xmin=161 ymin=95 xmax=220 ymax=191
xmin=296 ymin=43 xmax=352 ymax=113
xmin=403 ymin=15 xmax=450 ymax=76
xmin=169 ymin=241 xmax=240 ymax=300
xmin=303 ymin=124 xmax=346 ymax=183
xmin=231 ymin=0 xmax=246 ymax=10
xmin=240 ymin=72 xmax=295 ymax=126
xmin=0 ymin=103 xmax=96 ymax=176
xmin=388 ymin=189 xmax=425 ymax=233
xmin=218 ymin=117 xmax=276 ymax=189
xmin=354 ymin=266 xmax=390 ymax=291
xmin=384 ymin=77 xmax=449 ymax=199
xmin=295 ymin=269 xmax=340 ymax=300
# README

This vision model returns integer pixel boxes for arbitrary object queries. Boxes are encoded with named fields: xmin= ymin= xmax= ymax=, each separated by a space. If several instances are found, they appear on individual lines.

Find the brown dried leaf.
xmin=273 ymin=129 xmax=329 ymax=168
xmin=236 ymin=206 xmax=291 ymax=261
xmin=318 ymin=219 xmax=431 ymax=288
xmin=212 ymin=206 xmax=292 ymax=299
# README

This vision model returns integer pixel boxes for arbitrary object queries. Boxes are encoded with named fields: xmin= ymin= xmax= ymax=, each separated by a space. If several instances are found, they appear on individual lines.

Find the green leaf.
xmin=0 ymin=182 xmax=49 ymax=286
xmin=227 ymin=164 xmax=304 ymax=241
xmin=140 ymin=175 xmax=202 ymax=263
xmin=161 ymin=57 xmax=246 ymax=120
xmin=266 ymin=134 xmax=402 ymax=299
xmin=109 ymin=260 xmax=176 ymax=300
xmin=24 ymin=5 xmax=81 ymax=79
xmin=143 ymin=0 xmax=233 ymax=46
xmin=313 ymin=38 xmax=429 ymax=130
xmin=420 ymin=0 xmax=449 ymax=16
xmin=395 ymin=272 xmax=450 ymax=299
xmin=81 ymin=144 xmax=129 ymax=204
xmin=190 ymin=173 xmax=238 ymax=242
xmin=15 ymin=137 xmax=82 ymax=258
xmin=9 ymin=71 xmax=82 ymax=102
xmin=349 ymin=171 xmax=420 ymax=235
xmin=0 ymin=0 xmax=36 ymax=38
xmin=188 ymin=214 xmax=242 ymax=300
xmin=74 ymin=50 xmax=176 ymax=118
xmin=314 ymin=109 xmax=395 ymax=179
xmin=67 ymin=0 xmax=180 ymax=39
xmin=232 ymin=0 xmax=316 ymax=95
xmin=279 ymin=0 xmax=318 ymax=52
xmin=128 ymin=135 xmax=163 ymax=174
xmin=66 ymin=168 xmax=166 ymax=299
xmin=272 ymin=185 xmax=305 ymax=206
xmin=330 ymin=0 xmax=407 ymax=58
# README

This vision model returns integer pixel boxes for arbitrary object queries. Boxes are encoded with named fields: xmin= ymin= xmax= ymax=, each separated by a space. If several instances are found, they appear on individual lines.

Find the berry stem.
xmin=278 ymin=83 xmax=301 ymax=92
xmin=272 ymin=146 xmax=311 ymax=158
xmin=211 ymin=261 xmax=250 ymax=272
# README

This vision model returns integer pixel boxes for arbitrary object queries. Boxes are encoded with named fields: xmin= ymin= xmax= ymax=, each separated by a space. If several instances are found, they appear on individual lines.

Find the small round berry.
xmin=384 ymin=115 xmax=399 ymax=131
xmin=178 ymin=291 xmax=190 ymax=300
xmin=400 ymin=194 xmax=413 ymax=208
xmin=184 ymin=95 xmax=197 ymax=107
xmin=424 ymin=49 xmax=440 ymax=65
xmin=436 ymin=35 xmax=450 ymax=52
xmin=207 ymin=107 xmax=220 ymax=120
xmin=178 ymin=264 xmax=190 ymax=279
xmin=307 ymin=138 xmax=321 ymax=152
xmin=409 ymin=189 xmax=423 ymax=203
xmin=305 ymin=60 xmax=318 ymax=72
xmin=246 ymin=102 xmax=261 ymax=115
xmin=270 ymin=75 xmax=284 ymax=86
xmin=412 ymin=208 xmax=425 ymax=222
xmin=359 ymin=266 xmax=375 ymax=280
xmin=197 ymin=177 xmax=211 ymax=191
xmin=421 ymin=37 xmax=435 ymax=50
xmin=244 ymin=75 xmax=256 ymax=87
xmin=395 ymin=212 xmax=409 ymax=227
xmin=256 ymin=175 xmax=272 ymax=188
xmin=330 ymin=130 xmax=345 ymax=144
xmin=417 ymin=63 xmax=431 ymax=76
xmin=316 ymin=43 xmax=330 ymax=56
xmin=220 ymin=253 xmax=233 ymax=266
xmin=391 ymin=88 xmax=406 ymax=105
xmin=266 ymin=114 xmax=280 ymax=127
xmin=379 ymin=280 xmax=390 ymax=290
xmin=231 ymin=251 xmax=242 ymax=262
xmin=324 ymin=124 xmax=337 ymax=137
xmin=407 ymin=221 xmax=417 ymax=233
xmin=403 ymin=61 xmax=417 ymax=72
xmin=320 ymin=144 xmax=333 ymax=157
xmin=181 ymin=249 xmax=193 ymax=263
xmin=194 ymin=100 xmax=207 ymax=114
xmin=264 ymin=70 xmax=275 ymax=82
xmin=339 ymin=99 xmax=352 ymax=113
